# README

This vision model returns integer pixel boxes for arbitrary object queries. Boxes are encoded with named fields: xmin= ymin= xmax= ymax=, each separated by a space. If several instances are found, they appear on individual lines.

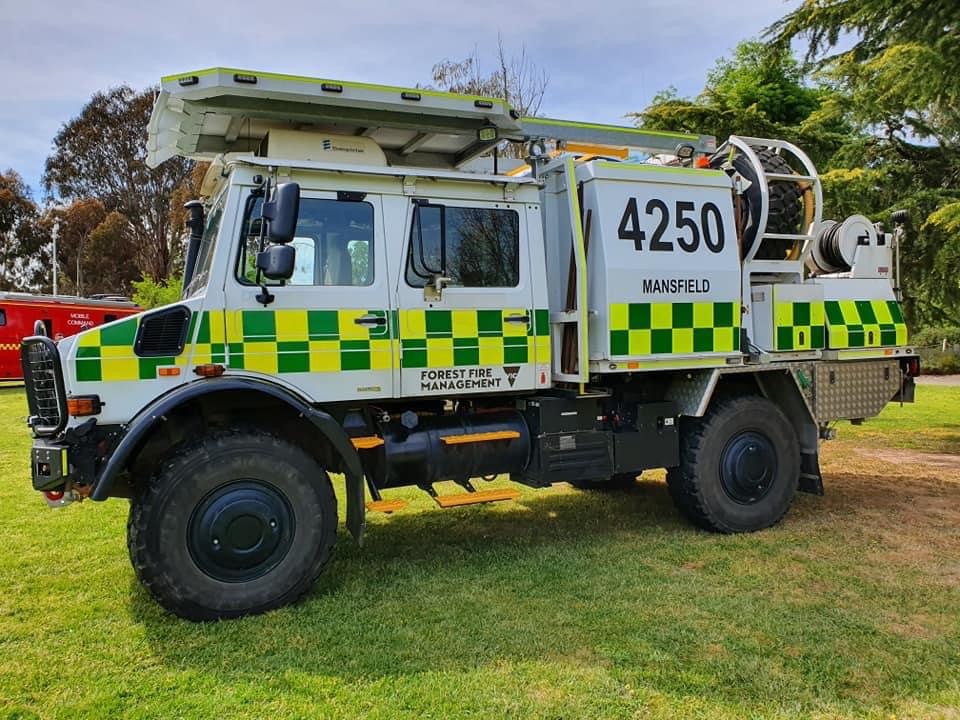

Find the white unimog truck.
xmin=22 ymin=68 xmax=919 ymax=620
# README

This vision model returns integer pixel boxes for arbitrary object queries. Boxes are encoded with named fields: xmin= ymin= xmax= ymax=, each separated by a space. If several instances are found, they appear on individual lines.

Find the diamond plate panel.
xmin=813 ymin=360 xmax=901 ymax=421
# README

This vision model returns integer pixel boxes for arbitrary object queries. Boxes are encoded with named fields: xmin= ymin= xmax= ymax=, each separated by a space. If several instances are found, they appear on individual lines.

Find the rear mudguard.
xmin=89 ymin=377 xmax=366 ymax=542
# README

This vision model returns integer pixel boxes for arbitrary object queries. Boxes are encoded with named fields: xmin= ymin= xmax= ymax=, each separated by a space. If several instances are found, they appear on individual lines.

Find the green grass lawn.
xmin=1 ymin=385 xmax=958 ymax=719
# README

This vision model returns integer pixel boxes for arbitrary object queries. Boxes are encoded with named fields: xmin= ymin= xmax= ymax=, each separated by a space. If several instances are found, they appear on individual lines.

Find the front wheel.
xmin=666 ymin=396 xmax=799 ymax=533
xmin=127 ymin=429 xmax=337 ymax=620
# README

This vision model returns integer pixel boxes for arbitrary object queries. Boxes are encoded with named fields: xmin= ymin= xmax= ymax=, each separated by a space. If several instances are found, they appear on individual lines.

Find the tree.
xmin=43 ymin=86 xmax=194 ymax=282
xmin=0 ymin=170 xmax=46 ymax=292
xmin=429 ymin=36 xmax=549 ymax=117
xmin=131 ymin=274 xmax=183 ymax=309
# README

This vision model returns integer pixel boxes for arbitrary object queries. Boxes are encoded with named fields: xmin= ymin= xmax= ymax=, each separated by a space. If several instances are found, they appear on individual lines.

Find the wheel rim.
xmin=719 ymin=431 xmax=778 ymax=504
xmin=188 ymin=480 xmax=295 ymax=583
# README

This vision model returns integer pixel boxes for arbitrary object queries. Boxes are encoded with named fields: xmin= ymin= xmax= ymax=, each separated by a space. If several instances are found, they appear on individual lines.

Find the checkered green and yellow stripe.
xmin=609 ymin=301 xmax=740 ymax=356
xmin=774 ymin=300 xmax=826 ymax=351
xmin=825 ymin=299 xmax=907 ymax=348
xmin=396 ymin=308 xmax=550 ymax=369
xmin=75 ymin=315 xmax=186 ymax=382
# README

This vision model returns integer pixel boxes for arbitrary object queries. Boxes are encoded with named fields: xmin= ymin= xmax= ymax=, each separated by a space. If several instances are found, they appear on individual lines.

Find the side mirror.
xmin=256 ymin=244 xmax=296 ymax=280
xmin=263 ymin=182 xmax=300 ymax=244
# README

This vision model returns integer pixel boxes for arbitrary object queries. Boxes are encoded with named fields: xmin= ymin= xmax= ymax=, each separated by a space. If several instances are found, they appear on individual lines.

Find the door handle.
xmin=354 ymin=315 xmax=386 ymax=326
xmin=504 ymin=313 xmax=530 ymax=324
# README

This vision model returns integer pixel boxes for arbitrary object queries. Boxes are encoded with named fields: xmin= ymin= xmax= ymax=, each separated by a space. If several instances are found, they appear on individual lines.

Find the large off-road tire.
xmin=127 ymin=429 xmax=337 ymax=621
xmin=666 ymin=396 xmax=799 ymax=533
xmin=726 ymin=147 xmax=804 ymax=260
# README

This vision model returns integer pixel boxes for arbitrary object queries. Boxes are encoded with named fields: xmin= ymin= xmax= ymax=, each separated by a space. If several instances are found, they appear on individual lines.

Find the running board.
xmin=433 ymin=488 xmax=521 ymax=508
xmin=439 ymin=430 xmax=520 ymax=446
xmin=366 ymin=499 xmax=408 ymax=513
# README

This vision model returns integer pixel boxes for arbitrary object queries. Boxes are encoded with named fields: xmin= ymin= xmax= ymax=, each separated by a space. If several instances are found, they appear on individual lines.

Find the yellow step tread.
xmin=433 ymin=488 xmax=521 ymax=508
xmin=351 ymin=436 xmax=385 ymax=450
xmin=439 ymin=430 xmax=521 ymax=446
xmin=366 ymin=499 xmax=408 ymax=513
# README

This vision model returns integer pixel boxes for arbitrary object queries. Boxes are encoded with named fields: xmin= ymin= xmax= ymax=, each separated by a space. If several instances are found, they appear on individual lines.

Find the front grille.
xmin=134 ymin=306 xmax=190 ymax=357
xmin=20 ymin=337 xmax=67 ymax=436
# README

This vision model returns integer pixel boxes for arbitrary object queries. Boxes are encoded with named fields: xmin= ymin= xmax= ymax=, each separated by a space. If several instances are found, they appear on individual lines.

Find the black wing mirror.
xmin=256 ymin=244 xmax=296 ymax=280
xmin=263 ymin=182 xmax=300 ymax=244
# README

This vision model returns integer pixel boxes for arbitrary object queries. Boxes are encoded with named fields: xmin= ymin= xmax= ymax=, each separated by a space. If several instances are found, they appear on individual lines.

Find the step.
xmin=351 ymin=436 xmax=385 ymax=450
xmin=366 ymin=499 xmax=408 ymax=513
xmin=439 ymin=430 xmax=521 ymax=446
xmin=433 ymin=488 xmax=521 ymax=508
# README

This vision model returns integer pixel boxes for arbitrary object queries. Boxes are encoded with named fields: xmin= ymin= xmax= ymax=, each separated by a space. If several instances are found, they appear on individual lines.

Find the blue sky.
xmin=1 ymin=0 xmax=799 ymax=196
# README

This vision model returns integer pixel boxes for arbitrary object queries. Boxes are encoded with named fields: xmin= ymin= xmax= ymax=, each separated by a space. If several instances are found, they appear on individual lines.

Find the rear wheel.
xmin=128 ymin=429 xmax=337 ymax=620
xmin=666 ymin=396 xmax=799 ymax=533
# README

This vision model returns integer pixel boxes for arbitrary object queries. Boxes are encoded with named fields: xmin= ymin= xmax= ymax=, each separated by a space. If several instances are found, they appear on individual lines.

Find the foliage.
xmin=43 ymin=85 xmax=194 ymax=282
xmin=911 ymin=325 xmax=960 ymax=349
xmin=2 ymin=384 xmax=960 ymax=716
xmin=917 ymin=348 xmax=960 ymax=375
xmin=0 ymin=170 xmax=46 ymax=292
xmin=131 ymin=274 xmax=183 ymax=309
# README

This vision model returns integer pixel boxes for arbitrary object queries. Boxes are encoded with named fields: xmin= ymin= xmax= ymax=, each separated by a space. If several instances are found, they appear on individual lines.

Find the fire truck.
xmin=1 ymin=293 xmax=139 ymax=380
xmin=21 ymin=69 xmax=917 ymax=620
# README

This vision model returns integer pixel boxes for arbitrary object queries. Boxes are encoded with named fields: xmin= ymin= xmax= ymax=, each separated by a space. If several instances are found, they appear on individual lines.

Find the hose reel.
xmin=807 ymin=215 xmax=878 ymax=275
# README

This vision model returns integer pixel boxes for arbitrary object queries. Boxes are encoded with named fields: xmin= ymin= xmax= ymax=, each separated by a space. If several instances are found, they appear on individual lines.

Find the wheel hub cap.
xmin=188 ymin=481 xmax=294 ymax=582
xmin=719 ymin=431 xmax=777 ymax=504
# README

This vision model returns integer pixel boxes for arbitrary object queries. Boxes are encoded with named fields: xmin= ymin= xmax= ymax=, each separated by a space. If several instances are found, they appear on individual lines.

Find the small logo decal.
xmin=503 ymin=365 xmax=520 ymax=387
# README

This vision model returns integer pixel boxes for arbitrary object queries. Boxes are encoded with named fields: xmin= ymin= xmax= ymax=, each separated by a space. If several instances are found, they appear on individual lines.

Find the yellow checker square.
xmin=650 ymin=303 xmax=673 ymax=330
xmin=308 ymin=340 xmax=340 ymax=372
xmin=502 ymin=308 xmax=528 ymax=337
xmin=837 ymin=300 xmax=860 ymax=325
xmin=402 ymin=309 xmax=427 ymax=339
xmin=100 ymin=345 xmax=133 ymax=359
xmin=773 ymin=303 xmax=793 ymax=329
xmin=275 ymin=310 xmax=309 ymax=341
xmin=100 ymin=358 xmax=139 ymax=381
xmin=672 ymin=328 xmax=694 ymax=354
xmin=811 ymin=302 xmax=825 ymax=325
xmin=479 ymin=337 xmax=504 ymax=365
xmin=609 ymin=303 xmax=628 ymax=331
xmin=693 ymin=303 xmax=714 ymax=328
xmin=829 ymin=325 xmax=849 ymax=347
xmin=192 ymin=346 xmax=212 ymax=365
xmin=896 ymin=325 xmax=908 ymax=344
xmin=370 ymin=339 xmax=392 ymax=370
xmin=714 ymin=327 xmax=735 ymax=352
xmin=225 ymin=310 xmax=244 ymax=343
xmin=244 ymin=342 xmax=279 ymax=374
xmin=391 ymin=339 xmax=402 ymax=367
xmin=793 ymin=327 xmax=810 ymax=350
xmin=337 ymin=309 xmax=368 ymax=341
xmin=628 ymin=329 xmax=652 ymax=355
xmin=207 ymin=310 xmax=226 ymax=343
xmin=427 ymin=338 xmax=454 ymax=367
xmin=535 ymin=335 xmax=551 ymax=363
xmin=451 ymin=310 xmax=479 ymax=338
xmin=77 ymin=330 xmax=101 ymax=348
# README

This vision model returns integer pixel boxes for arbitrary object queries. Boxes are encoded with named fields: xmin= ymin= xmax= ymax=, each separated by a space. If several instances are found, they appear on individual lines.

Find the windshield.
xmin=183 ymin=189 xmax=227 ymax=298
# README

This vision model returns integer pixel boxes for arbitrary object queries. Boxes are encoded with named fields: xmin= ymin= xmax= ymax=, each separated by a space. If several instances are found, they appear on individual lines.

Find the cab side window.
xmin=237 ymin=196 xmax=374 ymax=286
xmin=406 ymin=204 xmax=519 ymax=288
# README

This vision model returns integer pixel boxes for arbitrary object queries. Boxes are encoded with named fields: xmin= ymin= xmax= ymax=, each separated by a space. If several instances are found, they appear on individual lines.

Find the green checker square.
xmin=278 ymin=341 xmax=309 ymax=353
xmin=138 ymin=356 xmax=175 ymax=380
xmin=187 ymin=311 xmax=199 ymax=343
xmin=825 ymin=302 xmax=844 ymax=325
xmin=534 ymin=309 xmax=550 ymax=336
xmin=403 ymin=338 xmax=427 ymax=351
xmin=880 ymin=326 xmax=897 ymax=346
xmin=243 ymin=311 xmax=276 ymax=340
xmin=453 ymin=337 xmax=478 ymax=350
xmin=390 ymin=309 xmax=400 ymax=337
xmin=340 ymin=341 xmax=371 ymax=371
xmin=77 ymin=346 xmax=100 ymax=360
xmin=792 ymin=302 xmax=810 ymax=327
xmin=504 ymin=344 xmax=528 ymax=364
xmin=713 ymin=302 xmax=734 ymax=328
xmin=693 ymin=328 xmax=714 ymax=352
xmin=776 ymin=327 xmax=794 ymax=350
xmin=503 ymin=336 xmax=526 ymax=348
xmin=100 ymin=317 xmax=137 ymax=346
xmin=854 ymin=300 xmax=877 ymax=324
xmin=847 ymin=326 xmax=865 ymax=347
xmin=610 ymin=330 xmax=629 ymax=356
xmin=194 ymin=312 xmax=210 ymax=343
xmin=454 ymin=347 xmax=480 ymax=366
xmin=477 ymin=309 xmax=503 ymax=336
xmin=731 ymin=328 xmax=741 ymax=351
xmin=367 ymin=310 xmax=389 ymax=339
xmin=651 ymin=329 xmax=673 ymax=354
xmin=308 ymin=310 xmax=339 ymax=339
xmin=887 ymin=301 xmax=904 ymax=323
xmin=811 ymin=326 xmax=825 ymax=349
xmin=227 ymin=342 xmax=245 ymax=369
xmin=672 ymin=303 xmax=693 ymax=329
xmin=628 ymin=303 xmax=651 ymax=330
xmin=279 ymin=351 xmax=310 ymax=373
xmin=75 ymin=359 xmax=101 ymax=382
xmin=425 ymin=310 xmax=452 ymax=337
xmin=403 ymin=348 xmax=427 ymax=368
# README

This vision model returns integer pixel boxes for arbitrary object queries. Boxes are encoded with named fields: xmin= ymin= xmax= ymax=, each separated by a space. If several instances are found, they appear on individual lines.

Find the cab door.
xmin=223 ymin=190 xmax=393 ymax=402
xmin=396 ymin=199 xmax=537 ymax=397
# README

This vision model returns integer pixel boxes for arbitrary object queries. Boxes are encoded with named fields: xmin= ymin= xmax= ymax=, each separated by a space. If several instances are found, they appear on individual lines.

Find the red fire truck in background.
xmin=0 ymin=293 xmax=141 ymax=380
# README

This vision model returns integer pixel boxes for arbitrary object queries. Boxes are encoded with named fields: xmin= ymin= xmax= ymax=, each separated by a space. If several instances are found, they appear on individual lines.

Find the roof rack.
xmin=148 ymin=68 xmax=715 ymax=170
